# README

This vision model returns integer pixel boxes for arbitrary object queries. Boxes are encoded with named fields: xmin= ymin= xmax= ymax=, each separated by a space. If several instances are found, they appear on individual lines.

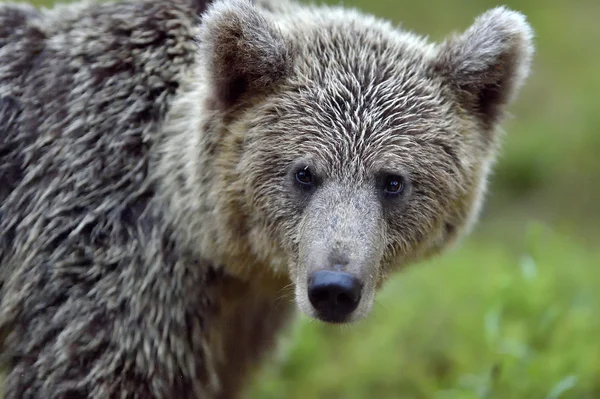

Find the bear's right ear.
xmin=198 ymin=0 xmax=294 ymax=110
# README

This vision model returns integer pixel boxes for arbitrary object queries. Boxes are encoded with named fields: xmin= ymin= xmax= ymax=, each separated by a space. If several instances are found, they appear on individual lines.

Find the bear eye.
xmin=382 ymin=174 xmax=405 ymax=195
xmin=295 ymin=167 xmax=314 ymax=187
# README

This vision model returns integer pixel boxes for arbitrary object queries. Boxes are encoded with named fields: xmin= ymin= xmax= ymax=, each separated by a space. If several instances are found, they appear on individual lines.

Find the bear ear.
xmin=433 ymin=7 xmax=534 ymax=129
xmin=198 ymin=0 xmax=294 ymax=109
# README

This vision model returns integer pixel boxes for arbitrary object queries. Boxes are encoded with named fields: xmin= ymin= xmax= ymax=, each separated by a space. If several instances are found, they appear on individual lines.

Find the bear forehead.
xmin=267 ymin=63 xmax=457 ymax=169
xmin=242 ymin=10 xmax=465 ymax=176
xmin=283 ymin=7 xmax=437 ymax=75
xmin=252 ymin=84 xmax=461 ymax=182
xmin=272 ymin=15 xmax=456 ymax=143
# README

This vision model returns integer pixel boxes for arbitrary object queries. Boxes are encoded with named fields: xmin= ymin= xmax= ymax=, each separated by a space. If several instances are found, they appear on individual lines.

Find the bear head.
xmin=169 ymin=0 xmax=534 ymax=324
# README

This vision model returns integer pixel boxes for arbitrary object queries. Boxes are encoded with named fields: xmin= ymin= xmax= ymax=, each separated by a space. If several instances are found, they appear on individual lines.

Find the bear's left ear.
xmin=197 ymin=0 xmax=294 ymax=110
xmin=433 ymin=7 xmax=534 ymax=129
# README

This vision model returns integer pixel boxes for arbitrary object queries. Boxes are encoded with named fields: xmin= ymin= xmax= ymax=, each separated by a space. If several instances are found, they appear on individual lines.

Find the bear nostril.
xmin=336 ymin=292 xmax=353 ymax=306
xmin=307 ymin=270 xmax=362 ymax=322
xmin=309 ymin=287 xmax=330 ymax=306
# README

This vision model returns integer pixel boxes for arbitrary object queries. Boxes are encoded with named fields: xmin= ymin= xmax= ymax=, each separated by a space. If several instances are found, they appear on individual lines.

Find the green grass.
xmin=248 ymin=223 xmax=600 ymax=398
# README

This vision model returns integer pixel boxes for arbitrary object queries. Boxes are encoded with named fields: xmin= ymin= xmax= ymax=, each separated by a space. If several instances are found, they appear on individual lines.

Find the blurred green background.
xmin=16 ymin=0 xmax=600 ymax=397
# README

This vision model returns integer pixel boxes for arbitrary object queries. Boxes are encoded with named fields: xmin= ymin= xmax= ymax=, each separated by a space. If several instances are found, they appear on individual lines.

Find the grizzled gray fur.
xmin=0 ymin=0 xmax=534 ymax=397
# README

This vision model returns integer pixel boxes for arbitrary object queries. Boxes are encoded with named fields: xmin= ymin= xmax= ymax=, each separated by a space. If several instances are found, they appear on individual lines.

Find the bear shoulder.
xmin=0 ymin=0 xmax=207 ymax=265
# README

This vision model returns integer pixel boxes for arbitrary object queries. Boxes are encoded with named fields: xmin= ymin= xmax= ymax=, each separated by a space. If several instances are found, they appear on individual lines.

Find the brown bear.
xmin=0 ymin=0 xmax=534 ymax=397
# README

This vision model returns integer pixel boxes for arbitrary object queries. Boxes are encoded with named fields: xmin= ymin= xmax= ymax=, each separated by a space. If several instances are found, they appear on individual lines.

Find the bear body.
xmin=0 ymin=0 xmax=534 ymax=397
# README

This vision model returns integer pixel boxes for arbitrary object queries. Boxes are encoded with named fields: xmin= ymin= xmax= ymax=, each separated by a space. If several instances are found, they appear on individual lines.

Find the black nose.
xmin=307 ymin=270 xmax=363 ymax=322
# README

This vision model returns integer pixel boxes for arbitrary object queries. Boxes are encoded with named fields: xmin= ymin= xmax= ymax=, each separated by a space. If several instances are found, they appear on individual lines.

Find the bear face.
xmin=165 ymin=0 xmax=534 ymax=324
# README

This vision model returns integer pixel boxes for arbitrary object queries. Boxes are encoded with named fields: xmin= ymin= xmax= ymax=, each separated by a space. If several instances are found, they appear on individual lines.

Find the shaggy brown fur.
xmin=0 ymin=0 xmax=534 ymax=397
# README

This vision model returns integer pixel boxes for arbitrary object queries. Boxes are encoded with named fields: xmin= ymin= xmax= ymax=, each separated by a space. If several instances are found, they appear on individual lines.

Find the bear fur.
xmin=0 ymin=0 xmax=534 ymax=397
